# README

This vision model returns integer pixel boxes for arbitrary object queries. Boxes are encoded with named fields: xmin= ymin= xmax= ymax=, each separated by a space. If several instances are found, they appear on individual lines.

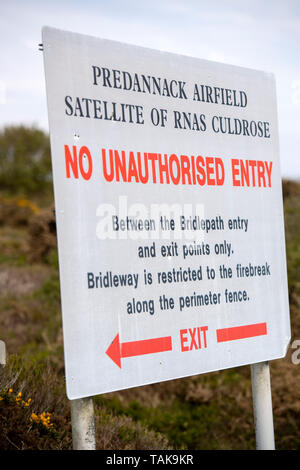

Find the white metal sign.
xmin=42 ymin=27 xmax=290 ymax=400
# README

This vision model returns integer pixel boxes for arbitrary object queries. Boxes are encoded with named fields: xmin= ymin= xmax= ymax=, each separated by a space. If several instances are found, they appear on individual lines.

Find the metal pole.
xmin=70 ymin=397 xmax=96 ymax=450
xmin=250 ymin=361 xmax=275 ymax=450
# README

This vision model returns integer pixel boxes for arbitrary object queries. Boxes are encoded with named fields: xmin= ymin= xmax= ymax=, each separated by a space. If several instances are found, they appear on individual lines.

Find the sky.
xmin=0 ymin=0 xmax=299 ymax=180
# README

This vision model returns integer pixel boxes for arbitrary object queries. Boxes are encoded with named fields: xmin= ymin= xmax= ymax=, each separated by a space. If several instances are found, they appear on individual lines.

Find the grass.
xmin=0 ymin=180 xmax=299 ymax=450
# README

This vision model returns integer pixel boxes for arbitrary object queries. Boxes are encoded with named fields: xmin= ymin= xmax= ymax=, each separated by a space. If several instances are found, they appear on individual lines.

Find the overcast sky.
xmin=1 ymin=0 xmax=299 ymax=179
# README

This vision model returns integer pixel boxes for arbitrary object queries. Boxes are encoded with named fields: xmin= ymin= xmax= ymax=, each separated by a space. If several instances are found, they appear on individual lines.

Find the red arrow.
xmin=105 ymin=333 xmax=173 ymax=368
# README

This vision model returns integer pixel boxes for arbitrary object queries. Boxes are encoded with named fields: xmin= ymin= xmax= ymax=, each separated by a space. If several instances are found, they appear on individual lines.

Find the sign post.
xmin=0 ymin=340 xmax=6 ymax=366
xmin=70 ymin=397 xmax=96 ymax=450
xmin=251 ymin=361 xmax=275 ymax=450
xmin=42 ymin=26 xmax=290 ymax=449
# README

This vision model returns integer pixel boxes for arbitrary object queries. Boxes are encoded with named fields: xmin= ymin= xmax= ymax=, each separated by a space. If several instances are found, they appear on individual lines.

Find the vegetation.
xmin=0 ymin=125 xmax=53 ymax=203
xmin=0 ymin=126 xmax=299 ymax=450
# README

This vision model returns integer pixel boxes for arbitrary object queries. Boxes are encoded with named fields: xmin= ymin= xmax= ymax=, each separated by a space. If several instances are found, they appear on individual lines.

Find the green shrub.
xmin=0 ymin=125 xmax=52 ymax=197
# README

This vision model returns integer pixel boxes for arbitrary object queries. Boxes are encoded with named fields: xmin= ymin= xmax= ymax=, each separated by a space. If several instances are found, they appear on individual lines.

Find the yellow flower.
xmin=30 ymin=411 xmax=55 ymax=431
xmin=30 ymin=413 xmax=39 ymax=423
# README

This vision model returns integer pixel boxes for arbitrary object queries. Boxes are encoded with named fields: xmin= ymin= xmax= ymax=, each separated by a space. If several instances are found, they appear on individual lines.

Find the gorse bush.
xmin=0 ymin=125 xmax=52 ymax=197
